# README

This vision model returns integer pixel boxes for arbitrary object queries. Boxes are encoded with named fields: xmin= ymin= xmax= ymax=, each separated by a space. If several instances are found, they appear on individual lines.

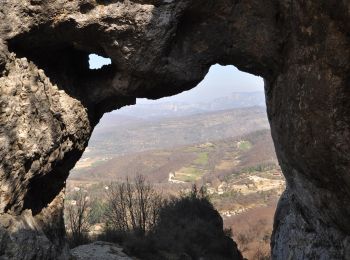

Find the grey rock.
xmin=0 ymin=0 xmax=349 ymax=259
xmin=71 ymin=241 xmax=133 ymax=260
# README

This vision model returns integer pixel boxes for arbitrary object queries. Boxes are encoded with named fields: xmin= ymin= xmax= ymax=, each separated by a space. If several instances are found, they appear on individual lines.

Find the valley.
xmin=72 ymin=106 xmax=269 ymax=168
xmin=68 ymin=103 xmax=285 ymax=258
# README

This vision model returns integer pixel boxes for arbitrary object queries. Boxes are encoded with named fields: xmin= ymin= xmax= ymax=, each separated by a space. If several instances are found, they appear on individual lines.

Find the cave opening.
xmin=88 ymin=54 xmax=112 ymax=70
xmin=67 ymin=64 xmax=285 ymax=258
xmin=7 ymin=28 xmax=117 ymax=110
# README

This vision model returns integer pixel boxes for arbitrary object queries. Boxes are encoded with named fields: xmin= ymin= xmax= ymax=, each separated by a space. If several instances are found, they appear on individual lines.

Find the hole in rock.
xmin=67 ymin=64 xmax=285 ymax=259
xmin=8 ymin=32 xmax=116 ymax=106
xmin=89 ymin=54 xmax=112 ymax=69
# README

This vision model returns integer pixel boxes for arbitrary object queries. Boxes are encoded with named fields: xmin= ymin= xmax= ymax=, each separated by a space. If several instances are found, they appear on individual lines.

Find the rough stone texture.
xmin=71 ymin=241 xmax=134 ymax=260
xmin=0 ymin=54 xmax=89 ymax=259
xmin=0 ymin=0 xmax=349 ymax=259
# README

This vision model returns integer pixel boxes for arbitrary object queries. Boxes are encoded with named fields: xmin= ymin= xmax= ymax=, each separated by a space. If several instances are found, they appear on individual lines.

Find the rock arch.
xmin=0 ymin=1 xmax=349 ymax=259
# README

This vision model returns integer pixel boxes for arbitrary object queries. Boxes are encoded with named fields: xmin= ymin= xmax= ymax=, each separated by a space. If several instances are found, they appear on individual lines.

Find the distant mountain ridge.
xmin=113 ymin=92 xmax=265 ymax=119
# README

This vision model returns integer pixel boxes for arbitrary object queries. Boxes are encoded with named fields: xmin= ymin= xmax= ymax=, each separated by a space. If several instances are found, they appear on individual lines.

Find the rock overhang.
xmin=0 ymin=0 xmax=349 ymax=259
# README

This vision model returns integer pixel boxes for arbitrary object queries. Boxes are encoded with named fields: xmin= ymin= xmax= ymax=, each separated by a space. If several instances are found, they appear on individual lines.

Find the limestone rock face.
xmin=0 ymin=54 xmax=90 ymax=259
xmin=0 ymin=0 xmax=349 ymax=259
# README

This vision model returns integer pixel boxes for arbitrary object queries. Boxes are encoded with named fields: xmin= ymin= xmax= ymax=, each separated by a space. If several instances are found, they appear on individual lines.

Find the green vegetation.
xmin=88 ymin=199 xmax=107 ymax=225
xmin=175 ymin=167 xmax=204 ymax=182
xmin=238 ymin=140 xmax=252 ymax=151
xmin=240 ymin=163 xmax=277 ymax=174
xmin=193 ymin=151 xmax=209 ymax=165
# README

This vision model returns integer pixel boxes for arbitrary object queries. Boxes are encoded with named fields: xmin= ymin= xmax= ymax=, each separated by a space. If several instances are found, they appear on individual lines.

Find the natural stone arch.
xmin=0 ymin=1 xmax=349 ymax=259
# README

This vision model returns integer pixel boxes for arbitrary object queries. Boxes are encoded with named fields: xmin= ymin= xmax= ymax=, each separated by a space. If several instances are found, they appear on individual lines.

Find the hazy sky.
xmin=89 ymin=54 xmax=264 ymax=104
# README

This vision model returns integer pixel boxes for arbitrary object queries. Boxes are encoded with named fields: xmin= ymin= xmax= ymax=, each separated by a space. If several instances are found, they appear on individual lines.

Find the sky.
xmin=89 ymin=54 xmax=264 ymax=104
xmin=89 ymin=54 xmax=112 ymax=69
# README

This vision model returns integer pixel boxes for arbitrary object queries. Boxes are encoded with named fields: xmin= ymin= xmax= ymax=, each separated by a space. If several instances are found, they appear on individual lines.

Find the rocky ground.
xmin=71 ymin=241 xmax=134 ymax=260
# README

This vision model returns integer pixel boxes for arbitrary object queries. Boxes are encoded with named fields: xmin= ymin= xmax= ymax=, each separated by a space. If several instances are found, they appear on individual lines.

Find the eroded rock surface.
xmin=0 ymin=0 xmax=349 ymax=259
xmin=71 ymin=241 xmax=133 ymax=260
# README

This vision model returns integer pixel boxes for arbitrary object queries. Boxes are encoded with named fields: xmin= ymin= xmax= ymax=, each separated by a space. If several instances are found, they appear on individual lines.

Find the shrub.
xmin=99 ymin=182 xmax=243 ymax=260
xmin=148 ymin=185 xmax=243 ymax=260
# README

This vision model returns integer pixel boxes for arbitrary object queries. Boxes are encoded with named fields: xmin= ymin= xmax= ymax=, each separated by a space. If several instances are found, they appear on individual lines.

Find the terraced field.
xmin=70 ymin=129 xmax=279 ymax=185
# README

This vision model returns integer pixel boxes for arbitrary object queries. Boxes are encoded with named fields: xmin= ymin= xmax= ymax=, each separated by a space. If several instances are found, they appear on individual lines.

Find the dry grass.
xmin=224 ymin=202 xmax=278 ymax=260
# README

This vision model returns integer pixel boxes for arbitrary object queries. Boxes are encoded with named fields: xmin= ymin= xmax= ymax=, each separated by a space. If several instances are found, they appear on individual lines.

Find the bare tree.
xmin=104 ymin=175 xmax=164 ymax=236
xmin=65 ymin=190 xmax=90 ymax=247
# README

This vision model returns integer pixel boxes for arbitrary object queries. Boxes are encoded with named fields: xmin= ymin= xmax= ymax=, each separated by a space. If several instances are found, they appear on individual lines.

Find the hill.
xmin=75 ymin=106 xmax=269 ymax=169
xmin=70 ymin=129 xmax=278 ymax=184
xmin=113 ymin=92 xmax=266 ymax=119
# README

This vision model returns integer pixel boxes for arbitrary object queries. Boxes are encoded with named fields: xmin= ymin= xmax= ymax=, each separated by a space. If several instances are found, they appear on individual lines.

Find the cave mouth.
xmin=5 ymin=23 xmax=284 ymax=257
xmin=67 ymin=64 xmax=285 ymax=257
